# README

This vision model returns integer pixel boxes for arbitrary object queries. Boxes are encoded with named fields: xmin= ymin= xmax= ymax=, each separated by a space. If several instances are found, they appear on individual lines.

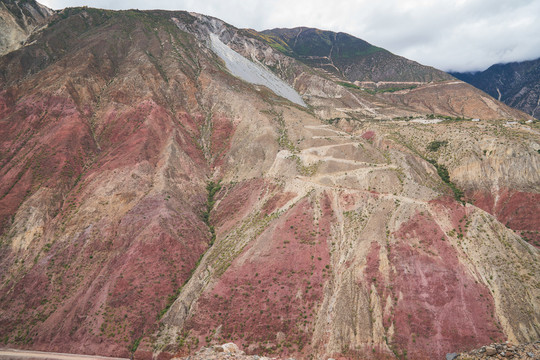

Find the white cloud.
xmin=38 ymin=0 xmax=540 ymax=72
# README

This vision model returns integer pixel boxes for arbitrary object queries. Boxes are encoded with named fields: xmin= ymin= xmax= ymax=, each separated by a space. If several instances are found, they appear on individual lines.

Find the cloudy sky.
xmin=38 ymin=0 xmax=540 ymax=72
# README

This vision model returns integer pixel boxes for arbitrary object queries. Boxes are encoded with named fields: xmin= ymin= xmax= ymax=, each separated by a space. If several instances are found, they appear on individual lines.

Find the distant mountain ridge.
xmin=261 ymin=27 xmax=453 ymax=83
xmin=451 ymin=57 xmax=540 ymax=119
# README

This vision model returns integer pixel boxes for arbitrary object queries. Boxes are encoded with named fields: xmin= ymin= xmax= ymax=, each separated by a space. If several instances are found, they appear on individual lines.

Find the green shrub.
xmin=129 ymin=337 xmax=141 ymax=353
xmin=204 ymin=180 xmax=222 ymax=244
xmin=427 ymin=140 xmax=448 ymax=152
xmin=427 ymin=159 xmax=464 ymax=203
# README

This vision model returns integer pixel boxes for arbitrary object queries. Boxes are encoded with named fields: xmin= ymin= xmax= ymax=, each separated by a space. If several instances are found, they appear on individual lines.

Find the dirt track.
xmin=0 ymin=349 xmax=128 ymax=360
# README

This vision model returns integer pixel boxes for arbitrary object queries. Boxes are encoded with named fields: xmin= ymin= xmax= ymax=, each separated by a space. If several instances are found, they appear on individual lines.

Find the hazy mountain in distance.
xmin=451 ymin=58 xmax=540 ymax=119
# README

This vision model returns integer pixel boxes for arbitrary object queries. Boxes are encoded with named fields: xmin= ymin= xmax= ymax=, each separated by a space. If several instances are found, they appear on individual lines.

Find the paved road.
xmin=0 ymin=349 xmax=129 ymax=360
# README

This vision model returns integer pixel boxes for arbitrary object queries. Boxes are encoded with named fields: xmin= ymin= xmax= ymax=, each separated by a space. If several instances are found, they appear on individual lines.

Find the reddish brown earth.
xmin=212 ymin=179 xmax=271 ymax=235
xmin=360 ymin=200 xmax=506 ymax=360
xmin=361 ymin=130 xmax=376 ymax=141
xmin=382 ymin=81 xmax=528 ymax=120
xmin=184 ymin=197 xmax=333 ymax=356
xmin=210 ymin=114 xmax=236 ymax=167
xmin=0 ymin=90 xmax=212 ymax=355
xmin=389 ymin=210 xmax=504 ymax=359
xmin=0 ymin=95 xmax=97 ymax=234
xmin=0 ymin=8 xmax=215 ymax=357
xmin=469 ymin=189 xmax=540 ymax=248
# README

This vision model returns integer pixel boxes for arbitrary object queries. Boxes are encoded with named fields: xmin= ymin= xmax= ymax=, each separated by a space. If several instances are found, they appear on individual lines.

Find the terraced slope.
xmin=0 ymin=6 xmax=538 ymax=360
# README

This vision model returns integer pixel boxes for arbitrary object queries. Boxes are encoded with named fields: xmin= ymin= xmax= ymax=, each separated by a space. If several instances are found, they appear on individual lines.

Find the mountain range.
xmin=452 ymin=58 xmax=540 ymax=119
xmin=0 ymin=2 xmax=538 ymax=360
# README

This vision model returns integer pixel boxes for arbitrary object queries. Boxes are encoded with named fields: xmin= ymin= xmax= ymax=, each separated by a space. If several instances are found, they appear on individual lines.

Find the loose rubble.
xmin=175 ymin=341 xmax=539 ymax=360
xmin=448 ymin=341 xmax=539 ymax=359
xmin=172 ymin=343 xmax=289 ymax=360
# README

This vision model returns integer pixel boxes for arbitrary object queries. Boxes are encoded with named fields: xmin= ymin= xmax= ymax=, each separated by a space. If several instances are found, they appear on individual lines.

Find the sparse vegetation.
xmin=366 ymin=85 xmax=418 ymax=94
xmin=426 ymin=113 xmax=470 ymax=121
xmin=337 ymin=81 xmax=361 ymax=90
xmin=427 ymin=159 xmax=464 ymax=203
xmin=337 ymin=81 xmax=417 ymax=94
xmin=203 ymin=180 xmax=222 ymax=245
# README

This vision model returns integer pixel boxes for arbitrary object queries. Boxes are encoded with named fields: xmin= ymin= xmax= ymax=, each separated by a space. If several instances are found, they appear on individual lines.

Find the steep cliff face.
xmin=451 ymin=58 xmax=540 ymax=119
xmin=0 ymin=0 xmax=53 ymax=56
xmin=0 ymin=7 xmax=538 ymax=360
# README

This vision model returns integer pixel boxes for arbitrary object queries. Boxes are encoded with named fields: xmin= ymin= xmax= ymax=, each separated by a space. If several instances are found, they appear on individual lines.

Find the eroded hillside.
xmin=0 ymin=6 xmax=538 ymax=360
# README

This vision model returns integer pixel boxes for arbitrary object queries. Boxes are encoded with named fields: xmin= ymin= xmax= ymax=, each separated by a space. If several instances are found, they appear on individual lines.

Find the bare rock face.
xmin=0 ymin=0 xmax=53 ymax=56
xmin=0 ymin=7 xmax=538 ymax=360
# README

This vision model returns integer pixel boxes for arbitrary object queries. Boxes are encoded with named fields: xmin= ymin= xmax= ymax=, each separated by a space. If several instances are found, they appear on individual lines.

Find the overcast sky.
xmin=38 ymin=0 xmax=540 ymax=72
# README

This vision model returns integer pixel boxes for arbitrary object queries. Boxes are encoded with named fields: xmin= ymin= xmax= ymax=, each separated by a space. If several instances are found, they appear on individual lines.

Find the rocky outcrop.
xmin=449 ymin=341 xmax=540 ymax=359
xmin=170 ymin=13 xmax=530 ymax=122
xmin=0 ymin=9 xmax=219 ymax=357
xmin=155 ymin=115 xmax=539 ymax=359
